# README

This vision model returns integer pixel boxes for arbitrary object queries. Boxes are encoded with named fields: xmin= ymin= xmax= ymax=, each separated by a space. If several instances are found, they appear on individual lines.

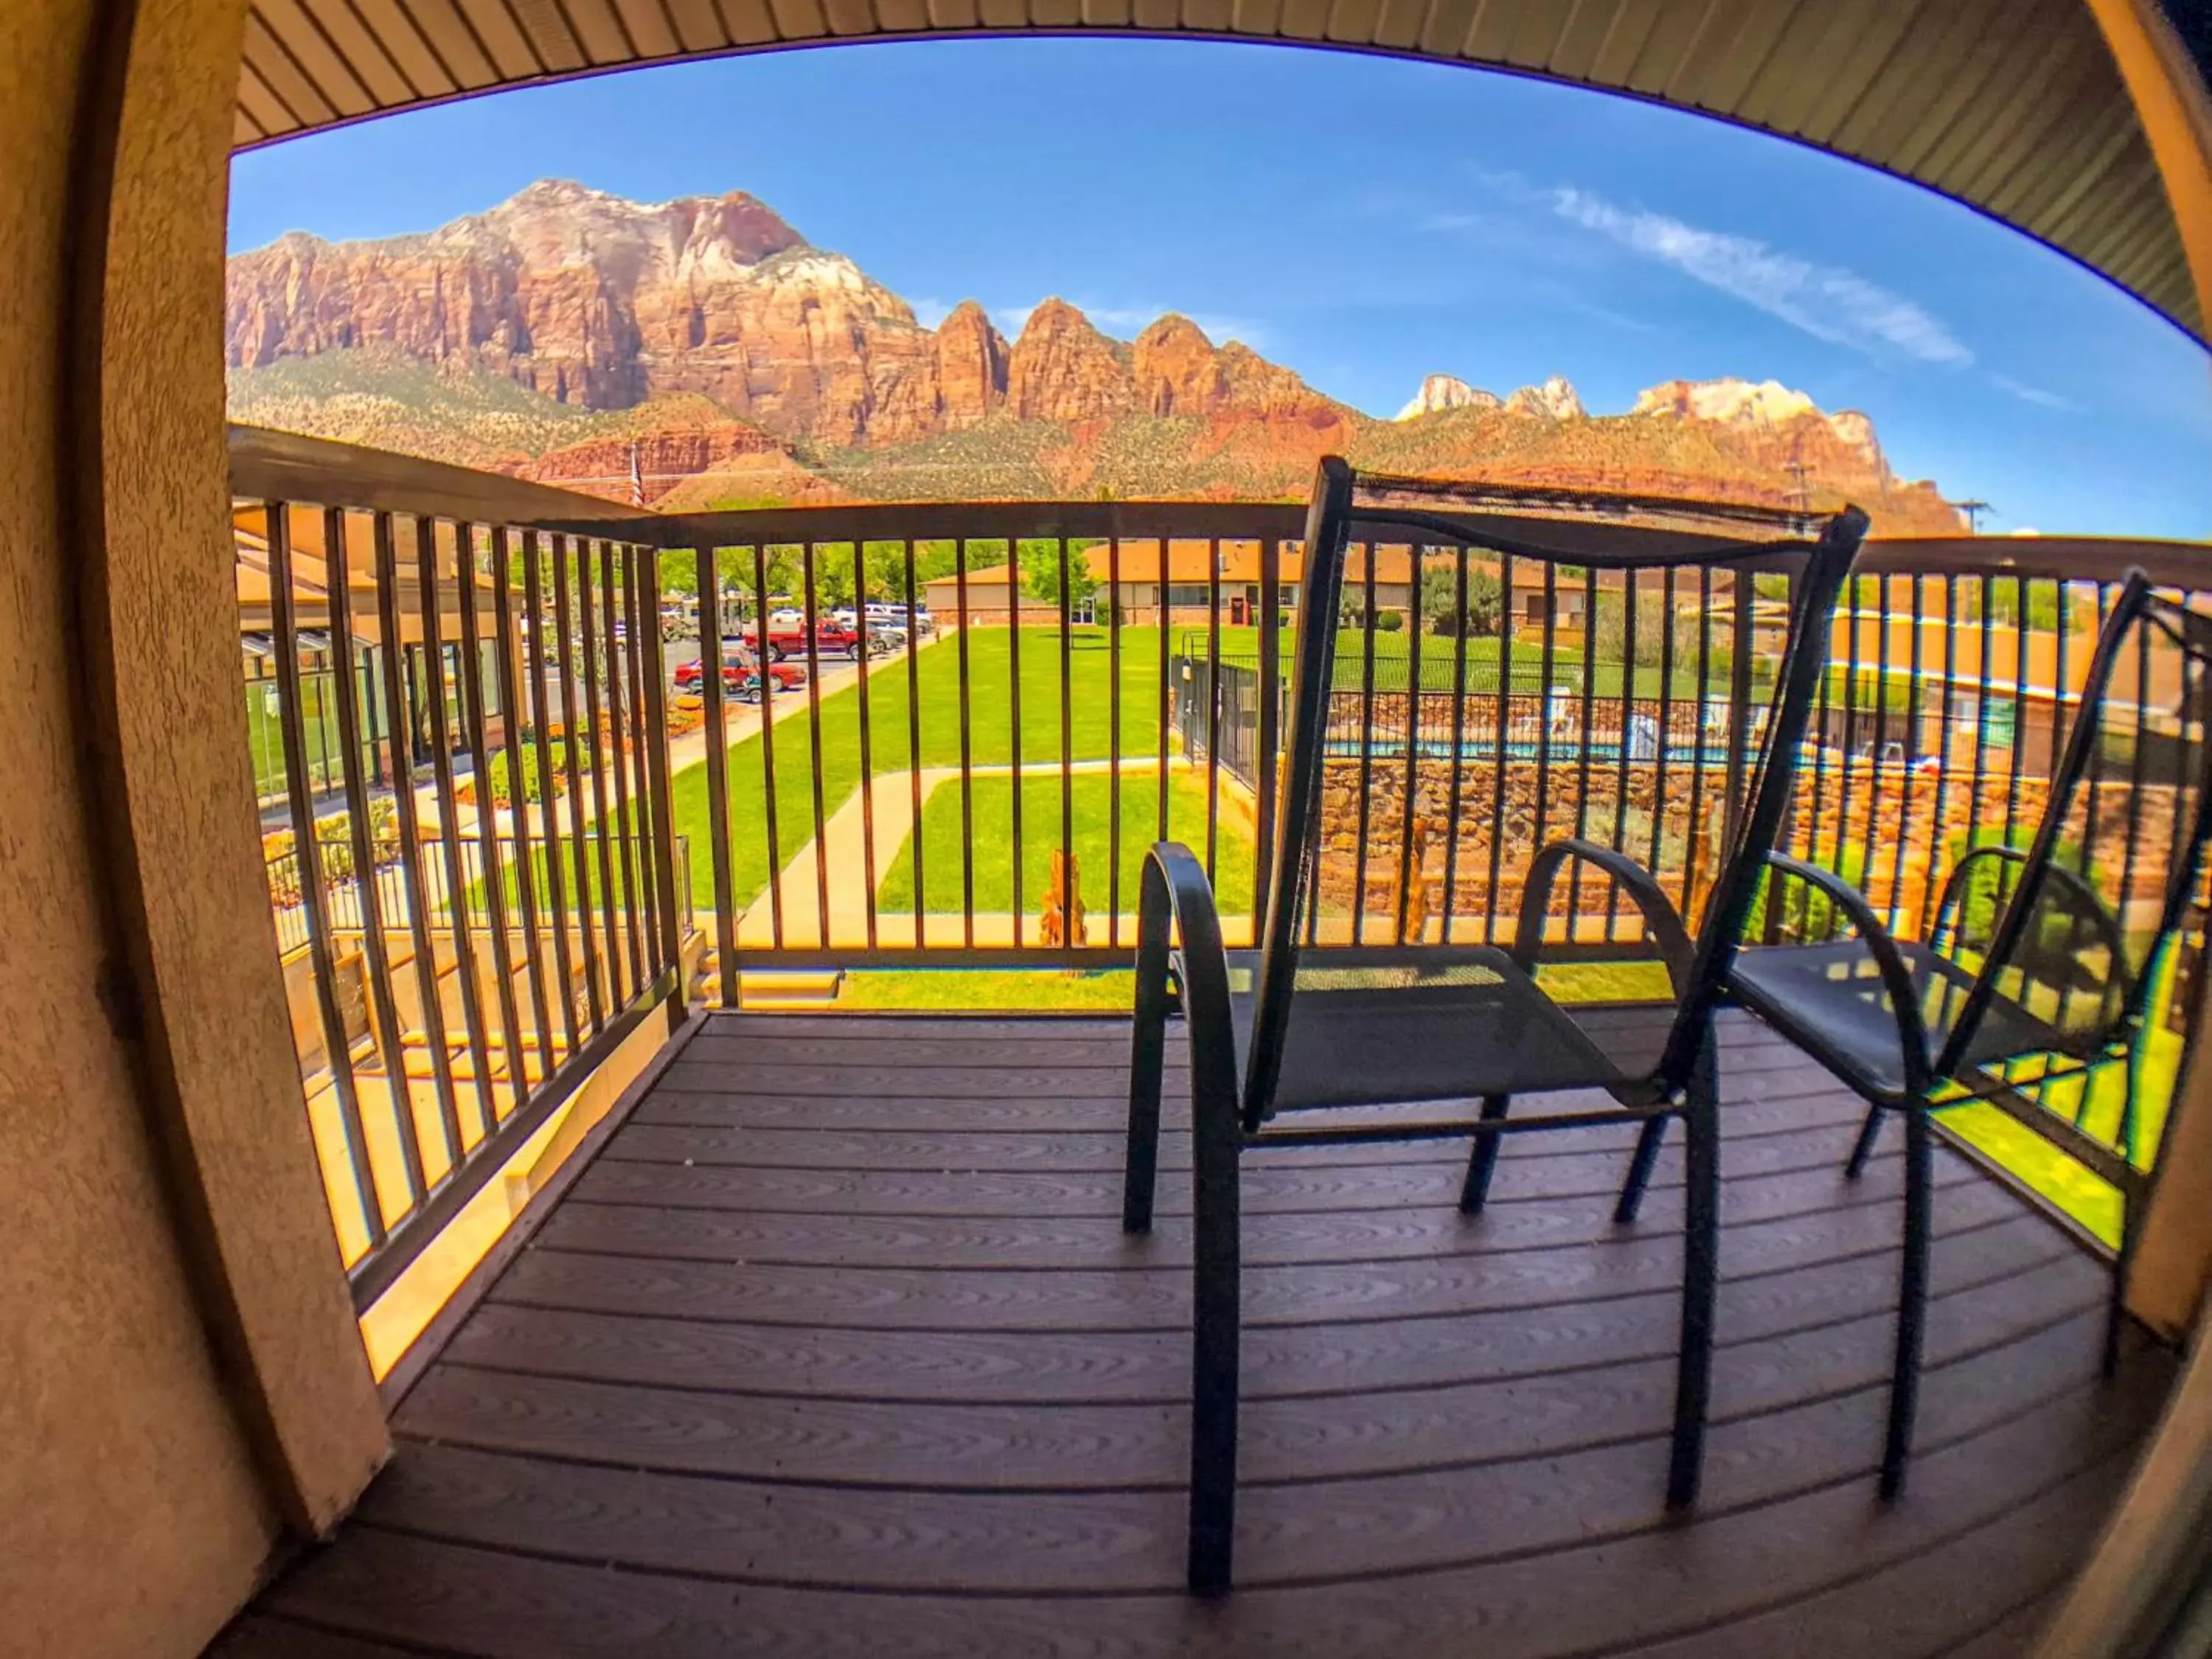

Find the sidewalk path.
xmin=735 ymin=756 xmax=1164 ymax=950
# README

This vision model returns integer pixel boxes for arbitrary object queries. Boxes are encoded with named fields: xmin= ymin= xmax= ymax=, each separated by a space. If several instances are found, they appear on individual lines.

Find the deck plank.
xmin=394 ymin=1306 xmax=2106 ymax=1498
xmin=217 ymin=1012 xmax=2166 ymax=1659
xmin=529 ymin=1150 xmax=1989 ymax=1269
xmin=566 ymin=1118 xmax=1885 ymax=1215
xmin=436 ymin=1245 xmax=2099 ymax=1405
xmin=490 ymin=1186 xmax=2041 ymax=1331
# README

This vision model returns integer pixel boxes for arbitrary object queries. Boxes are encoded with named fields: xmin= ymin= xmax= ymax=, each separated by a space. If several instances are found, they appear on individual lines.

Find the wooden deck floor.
xmin=218 ymin=1011 xmax=2171 ymax=1658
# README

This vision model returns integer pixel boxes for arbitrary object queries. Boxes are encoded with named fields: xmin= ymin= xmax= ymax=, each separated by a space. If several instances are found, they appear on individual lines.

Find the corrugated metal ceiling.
xmin=233 ymin=0 xmax=2201 ymax=340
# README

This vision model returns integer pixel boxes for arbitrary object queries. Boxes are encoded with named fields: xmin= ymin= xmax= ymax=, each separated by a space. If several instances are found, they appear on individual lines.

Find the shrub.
xmin=1374 ymin=611 xmax=1405 ymax=633
xmin=483 ymin=731 xmax=597 ymax=806
xmin=262 ymin=799 xmax=400 ymax=905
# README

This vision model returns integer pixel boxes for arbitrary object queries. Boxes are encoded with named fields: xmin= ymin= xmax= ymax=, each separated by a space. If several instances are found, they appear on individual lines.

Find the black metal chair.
xmin=1124 ymin=457 xmax=1867 ymax=1593
xmin=1728 ymin=568 xmax=2212 ymax=1501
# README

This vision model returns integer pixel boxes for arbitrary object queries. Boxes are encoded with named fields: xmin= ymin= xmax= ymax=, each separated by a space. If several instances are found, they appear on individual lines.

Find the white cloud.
xmin=1551 ymin=187 xmax=1972 ymax=367
xmin=1989 ymin=372 xmax=2080 ymax=412
xmin=908 ymin=296 xmax=953 ymax=330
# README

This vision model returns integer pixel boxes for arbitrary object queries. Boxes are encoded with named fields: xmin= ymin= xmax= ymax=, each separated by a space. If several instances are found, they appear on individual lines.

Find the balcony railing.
xmin=232 ymin=428 xmax=687 ymax=1306
xmin=232 ymin=427 xmax=2210 ymax=1306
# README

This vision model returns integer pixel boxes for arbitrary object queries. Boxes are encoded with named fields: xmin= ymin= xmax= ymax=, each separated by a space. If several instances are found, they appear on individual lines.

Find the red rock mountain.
xmin=226 ymin=181 xmax=1965 ymax=532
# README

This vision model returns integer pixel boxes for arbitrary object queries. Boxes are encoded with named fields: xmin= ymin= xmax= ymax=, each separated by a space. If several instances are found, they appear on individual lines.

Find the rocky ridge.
xmin=226 ymin=181 xmax=1964 ymax=532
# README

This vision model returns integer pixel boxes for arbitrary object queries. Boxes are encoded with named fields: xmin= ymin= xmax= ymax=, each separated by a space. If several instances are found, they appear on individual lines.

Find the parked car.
xmin=742 ymin=616 xmax=869 ymax=661
xmin=866 ymin=600 xmax=934 ymax=636
xmin=674 ymin=643 xmax=808 ymax=698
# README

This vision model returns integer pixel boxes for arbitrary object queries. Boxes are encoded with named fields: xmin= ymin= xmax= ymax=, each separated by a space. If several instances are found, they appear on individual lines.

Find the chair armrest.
xmin=1933 ymin=845 xmax=2130 ymax=988
xmin=1138 ymin=842 xmax=1242 ymax=1117
xmin=1514 ymin=837 xmax=1695 ymax=997
xmin=1761 ymin=852 xmax=1933 ymax=1095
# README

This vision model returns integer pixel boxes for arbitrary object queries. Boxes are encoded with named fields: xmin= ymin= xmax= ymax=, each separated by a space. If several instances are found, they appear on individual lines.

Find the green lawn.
xmin=672 ymin=626 xmax=1186 ymax=913
xmin=876 ymin=770 xmax=1256 ymax=921
xmin=838 ymin=969 xmax=1138 ymax=1011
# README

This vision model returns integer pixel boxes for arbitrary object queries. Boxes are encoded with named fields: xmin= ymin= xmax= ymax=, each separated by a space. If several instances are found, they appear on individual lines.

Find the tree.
xmin=1018 ymin=538 xmax=1102 ymax=612
xmin=1419 ymin=559 xmax=1503 ymax=637
xmin=657 ymin=548 xmax=699 ymax=599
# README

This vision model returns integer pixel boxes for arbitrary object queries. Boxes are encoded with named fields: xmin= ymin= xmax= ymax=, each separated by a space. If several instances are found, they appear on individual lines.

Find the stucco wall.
xmin=0 ymin=4 xmax=383 ymax=1655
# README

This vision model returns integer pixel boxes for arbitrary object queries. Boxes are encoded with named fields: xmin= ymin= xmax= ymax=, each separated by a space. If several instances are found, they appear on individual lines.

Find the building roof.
xmin=232 ymin=2 xmax=2201 ymax=341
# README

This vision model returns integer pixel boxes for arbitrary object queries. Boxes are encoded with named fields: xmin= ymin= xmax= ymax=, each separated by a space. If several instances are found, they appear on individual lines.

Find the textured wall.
xmin=0 ymin=2 xmax=383 ymax=1655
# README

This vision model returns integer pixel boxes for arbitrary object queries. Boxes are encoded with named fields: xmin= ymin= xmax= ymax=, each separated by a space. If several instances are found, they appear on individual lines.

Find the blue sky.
xmin=229 ymin=38 xmax=2212 ymax=539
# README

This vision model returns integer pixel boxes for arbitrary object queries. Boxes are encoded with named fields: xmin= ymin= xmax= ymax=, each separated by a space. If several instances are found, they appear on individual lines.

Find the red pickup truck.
xmin=741 ymin=618 xmax=867 ymax=662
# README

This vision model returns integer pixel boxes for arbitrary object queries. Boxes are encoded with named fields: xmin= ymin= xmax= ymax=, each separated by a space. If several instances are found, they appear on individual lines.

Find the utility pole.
xmin=1954 ymin=498 xmax=1992 ymax=534
xmin=1783 ymin=456 xmax=1812 ymax=513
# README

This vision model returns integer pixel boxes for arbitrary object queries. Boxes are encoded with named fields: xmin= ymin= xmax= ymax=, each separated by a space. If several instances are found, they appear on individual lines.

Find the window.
xmin=1168 ymin=584 xmax=1210 ymax=608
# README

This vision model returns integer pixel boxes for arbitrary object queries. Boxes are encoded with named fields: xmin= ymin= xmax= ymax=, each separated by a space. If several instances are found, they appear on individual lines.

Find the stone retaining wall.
xmin=1315 ymin=754 xmax=2180 ymax=942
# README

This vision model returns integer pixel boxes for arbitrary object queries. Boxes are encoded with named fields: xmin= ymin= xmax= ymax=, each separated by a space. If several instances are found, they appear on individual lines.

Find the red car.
xmin=742 ymin=617 xmax=867 ymax=661
xmin=675 ymin=645 xmax=808 ymax=703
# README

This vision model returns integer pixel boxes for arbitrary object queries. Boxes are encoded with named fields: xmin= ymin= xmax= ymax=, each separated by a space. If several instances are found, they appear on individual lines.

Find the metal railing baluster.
xmin=452 ymin=521 xmax=529 ymax=1110
xmin=551 ymin=535 xmax=606 ymax=1032
xmin=574 ymin=539 xmax=624 ymax=1009
xmin=322 ymin=504 xmax=426 ymax=1212
xmin=956 ymin=539 xmax=975 ymax=950
xmin=268 ymin=501 xmax=385 ymax=1249
xmin=1255 ymin=537 xmax=1281 ymax=940
xmin=853 ymin=539 xmax=879 ymax=951
xmin=487 ymin=526 xmax=556 ymax=1086
xmin=905 ymin=540 xmax=925 ymax=950
xmin=695 ymin=546 xmax=737 ymax=1007
xmin=599 ymin=541 xmax=644 ymax=992
xmin=418 ymin=517 xmax=497 ymax=1133
xmin=375 ymin=510 xmax=465 ymax=1170
xmin=1009 ymin=538 xmax=1026 ymax=947
xmin=522 ymin=529 xmax=580 ymax=1050
xmin=752 ymin=543 xmax=785 ymax=951
xmin=1060 ymin=537 xmax=1076 ymax=956
xmin=1109 ymin=535 xmax=1124 ymax=949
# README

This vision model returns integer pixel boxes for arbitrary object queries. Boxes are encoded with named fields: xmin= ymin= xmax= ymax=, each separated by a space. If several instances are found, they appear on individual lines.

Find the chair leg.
xmin=1880 ymin=1104 xmax=1934 ymax=1502
xmin=1616 ymin=1115 xmax=1669 ymax=1225
xmin=1458 ymin=1094 xmax=1512 ymax=1215
xmin=1186 ymin=1057 xmax=1243 ymax=1596
xmin=1123 ymin=897 xmax=1173 ymax=1236
xmin=2105 ymin=1045 xmax=2148 ymax=1378
xmin=1845 ymin=1104 xmax=1885 ymax=1180
xmin=1666 ymin=1040 xmax=1720 ymax=1510
xmin=2104 ymin=1192 xmax=2136 ymax=1380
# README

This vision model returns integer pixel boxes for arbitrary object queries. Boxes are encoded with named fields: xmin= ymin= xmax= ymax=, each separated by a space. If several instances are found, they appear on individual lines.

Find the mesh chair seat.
xmin=1218 ymin=949 xmax=1669 ymax=1113
xmin=1730 ymin=939 xmax=2070 ymax=1103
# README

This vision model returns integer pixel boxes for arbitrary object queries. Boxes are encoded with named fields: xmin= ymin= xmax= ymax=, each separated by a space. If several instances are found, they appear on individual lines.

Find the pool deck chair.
xmin=1728 ymin=568 xmax=2212 ymax=1502
xmin=1124 ymin=457 xmax=1868 ymax=1594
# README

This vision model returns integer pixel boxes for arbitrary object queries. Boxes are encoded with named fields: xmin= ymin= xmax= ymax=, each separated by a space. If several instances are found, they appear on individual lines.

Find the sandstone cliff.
xmin=226 ymin=179 xmax=1966 ymax=532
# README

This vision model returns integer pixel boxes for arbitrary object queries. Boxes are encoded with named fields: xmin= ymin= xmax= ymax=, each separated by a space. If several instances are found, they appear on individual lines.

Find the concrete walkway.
xmin=735 ymin=755 xmax=1164 ymax=950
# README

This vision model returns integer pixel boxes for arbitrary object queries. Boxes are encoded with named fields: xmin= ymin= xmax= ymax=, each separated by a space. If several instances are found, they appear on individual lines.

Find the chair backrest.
xmin=1935 ymin=573 xmax=2212 ymax=1073
xmin=1241 ymin=458 xmax=1865 ymax=1121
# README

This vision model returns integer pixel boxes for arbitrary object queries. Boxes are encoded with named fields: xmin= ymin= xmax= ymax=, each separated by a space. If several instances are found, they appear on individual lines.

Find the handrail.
xmin=660 ymin=500 xmax=1307 ymax=547
xmin=230 ymin=424 xmax=2212 ymax=585
xmin=229 ymin=424 xmax=653 ymax=532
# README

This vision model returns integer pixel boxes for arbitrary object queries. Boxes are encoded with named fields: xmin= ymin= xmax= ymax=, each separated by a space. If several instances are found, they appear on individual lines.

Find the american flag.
xmin=628 ymin=440 xmax=645 ymax=508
